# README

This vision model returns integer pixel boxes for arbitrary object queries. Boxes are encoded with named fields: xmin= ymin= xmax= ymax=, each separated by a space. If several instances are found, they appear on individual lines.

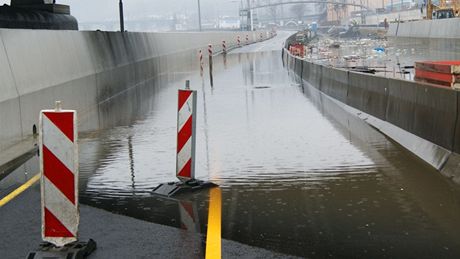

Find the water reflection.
xmin=78 ymin=40 xmax=460 ymax=258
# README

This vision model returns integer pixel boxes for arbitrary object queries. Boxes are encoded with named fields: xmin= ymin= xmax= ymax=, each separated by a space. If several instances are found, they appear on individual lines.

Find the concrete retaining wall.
xmin=388 ymin=18 xmax=460 ymax=38
xmin=365 ymin=9 xmax=422 ymax=25
xmin=284 ymin=50 xmax=460 ymax=183
xmin=0 ymin=29 xmax=269 ymax=153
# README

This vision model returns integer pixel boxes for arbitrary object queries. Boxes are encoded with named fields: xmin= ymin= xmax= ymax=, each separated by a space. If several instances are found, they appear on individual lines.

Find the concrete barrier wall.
xmin=347 ymin=72 xmax=389 ymax=121
xmin=387 ymin=79 xmax=457 ymax=151
xmin=0 ymin=35 xmax=22 ymax=151
xmin=0 ymin=29 xmax=269 ymax=152
xmin=320 ymin=67 xmax=348 ymax=104
xmin=294 ymin=58 xmax=303 ymax=80
xmin=388 ymin=18 xmax=460 ymax=38
xmin=284 ymin=52 xmax=460 ymax=178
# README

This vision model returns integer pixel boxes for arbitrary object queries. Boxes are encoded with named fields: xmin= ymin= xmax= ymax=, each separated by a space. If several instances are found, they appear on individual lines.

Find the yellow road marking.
xmin=205 ymin=187 xmax=222 ymax=259
xmin=0 ymin=173 xmax=40 ymax=207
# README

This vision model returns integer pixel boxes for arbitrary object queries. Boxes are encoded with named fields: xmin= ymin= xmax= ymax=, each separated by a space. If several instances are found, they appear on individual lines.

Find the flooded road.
xmin=68 ymin=32 xmax=460 ymax=257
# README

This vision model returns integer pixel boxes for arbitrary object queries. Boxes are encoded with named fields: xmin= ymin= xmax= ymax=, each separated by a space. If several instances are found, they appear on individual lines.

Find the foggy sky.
xmin=0 ymin=0 xmax=242 ymax=22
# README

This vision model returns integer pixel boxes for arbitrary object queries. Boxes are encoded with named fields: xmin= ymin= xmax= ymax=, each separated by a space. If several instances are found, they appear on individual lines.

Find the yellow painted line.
xmin=0 ymin=173 xmax=40 ymax=207
xmin=205 ymin=187 xmax=222 ymax=259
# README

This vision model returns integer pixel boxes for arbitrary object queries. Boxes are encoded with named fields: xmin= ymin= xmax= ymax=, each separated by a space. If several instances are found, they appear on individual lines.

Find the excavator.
xmin=427 ymin=0 xmax=460 ymax=19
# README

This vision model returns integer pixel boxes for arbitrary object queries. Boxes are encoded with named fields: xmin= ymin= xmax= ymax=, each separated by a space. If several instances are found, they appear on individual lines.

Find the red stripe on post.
xmin=177 ymin=116 xmax=193 ymax=152
xmin=178 ymin=158 xmax=192 ymax=178
xmin=178 ymin=90 xmax=193 ymax=110
xmin=44 ymin=208 xmax=74 ymax=237
xmin=43 ymin=146 xmax=75 ymax=204
xmin=44 ymin=112 xmax=74 ymax=142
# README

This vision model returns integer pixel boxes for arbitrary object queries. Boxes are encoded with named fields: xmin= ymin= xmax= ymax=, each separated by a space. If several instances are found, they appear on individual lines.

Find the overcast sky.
xmin=0 ymin=0 xmax=242 ymax=22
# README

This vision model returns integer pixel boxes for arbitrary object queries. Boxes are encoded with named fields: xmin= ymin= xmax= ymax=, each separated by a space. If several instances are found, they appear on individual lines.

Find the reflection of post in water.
xmin=205 ymin=188 xmax=222 ymax=259
xmin=202 ymin=80 xmax=211 ymax=172
xmin=178 ymin=200 xmax=201 ymax=232
xmin=250 ymin=54 xmax=255 ymax=86
xmin=178 ymin=199 xmax=205 ymax=258
xmin=128 ymin=135 xmax=135 ymax=193
xmin=208 ymin=44 xmax=214 ymax=87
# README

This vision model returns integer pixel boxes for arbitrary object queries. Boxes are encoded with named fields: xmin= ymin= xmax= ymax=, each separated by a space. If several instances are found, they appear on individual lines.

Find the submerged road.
xmin=2 ymin=31 xmax=460 ymax=258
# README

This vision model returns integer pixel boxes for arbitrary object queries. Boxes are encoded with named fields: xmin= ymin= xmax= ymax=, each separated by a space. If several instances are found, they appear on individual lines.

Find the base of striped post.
xmin=152 ymin=179 xmax=217 ymax=197
xmin=27 ymin=239 xmax=97 ymax=258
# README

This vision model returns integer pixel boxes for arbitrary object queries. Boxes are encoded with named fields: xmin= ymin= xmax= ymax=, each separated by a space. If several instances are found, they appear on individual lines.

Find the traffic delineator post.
xmin=152 ymin=81 xmax=217 ymax=197
xmin=237 ymin=36 xmax=241 ymax=47
xmin=246 ymin=34 xmax=249 ymax=44
xmin=176 ymin=84 xmax=197 ymax=181
xmin=28 ymin=101 xmax=96 ymax=258
xmin=40 ymin=101 xmax=79 ymax=246
xmin=199 ymin=50 xmax=204 ymax=77
xmin=222 ymin=40 xmax=227 ymax=54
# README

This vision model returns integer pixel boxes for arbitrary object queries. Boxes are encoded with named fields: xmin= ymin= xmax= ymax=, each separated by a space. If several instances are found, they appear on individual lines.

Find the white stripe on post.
xmin=176 ymin=89 xmax=197 ymax=181
xmin=39 ymin=108 xmax=79 ymax=247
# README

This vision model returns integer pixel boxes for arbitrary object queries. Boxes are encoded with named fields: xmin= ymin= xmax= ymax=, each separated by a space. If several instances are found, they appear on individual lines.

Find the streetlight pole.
xmin=119 ymin=0 xmax=125 ymax=32
xmin=197 ymin=0 xmax=202 ymax=31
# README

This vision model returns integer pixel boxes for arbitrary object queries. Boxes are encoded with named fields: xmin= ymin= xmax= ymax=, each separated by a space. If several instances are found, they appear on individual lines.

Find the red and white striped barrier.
xmin=208 ymin=44 xmax=213 ymax=57
xmin=198 ymin=50 xmax=204 ymax=76
xmin=39 ymin=102 xmax=79 ymax=247
xmin=237 ymin=36 xmax=241 ymax=47
xmin=176 ymin=87 xmax=197 ymax=181
xmin=222 ymin=40 xmax=227 ymax=53
xmin=152 ymin=82 xmax=217 ymax=196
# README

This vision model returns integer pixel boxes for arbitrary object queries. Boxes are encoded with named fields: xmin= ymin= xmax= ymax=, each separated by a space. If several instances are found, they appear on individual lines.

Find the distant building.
xmin=218 ymin=16 xmax=240 ymax=29
xmin=325 ymin=0 xmax=422 ymax=24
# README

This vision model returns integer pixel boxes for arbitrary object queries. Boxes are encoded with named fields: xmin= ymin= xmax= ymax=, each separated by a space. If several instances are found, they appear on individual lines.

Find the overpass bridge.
xmin=250 ymin=0 xmax=369 ymax=10
xmin=0 ymin=26 xmax=460 ymax=258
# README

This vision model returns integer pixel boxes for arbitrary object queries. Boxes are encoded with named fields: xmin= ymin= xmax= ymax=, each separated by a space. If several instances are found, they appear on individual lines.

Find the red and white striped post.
xmin=151 ymin=81 xmax=217 ymax=196
xmin=246 ymin=34 xmax=249 ymax=44
xmin=198 ymin=50 xmax=204 ymax=76
xmin=222 ymin=40 xmax=227 ymax=54
xmin=237 ymin=36 xmax=241 ymax=47
xmin=176 ymin=82 xmax=197 ymax=181
xmin=39 ymin=101 xmax=79 ymax=247
xmin=260 ymin=32 xmax=263 ymax=41
xmin=208 ymin=43 xmax=213 ymax=57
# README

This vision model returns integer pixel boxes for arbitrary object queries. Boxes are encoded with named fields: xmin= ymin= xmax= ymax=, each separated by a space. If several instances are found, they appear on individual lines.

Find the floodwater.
xmin=6 ymin=32 xmax=460 ymax=258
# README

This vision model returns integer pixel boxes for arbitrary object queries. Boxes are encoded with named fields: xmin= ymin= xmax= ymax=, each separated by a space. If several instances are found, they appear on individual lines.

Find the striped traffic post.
xmin=152 ymin=81 xmax=217 ymax=197
xmin=246 ymin=34 xmax=249 ymax=44
xmin=260 ymin=32 xmax=263 ymax=41
xmin=176 ymin=82 xmax=197 ymax=181
xmin=198 ymin=50 xmax=204 ymax=77
xmin=28 ymin=101 xmax=96 ymax=258
xmin=237 ymin=36 xmax=241 ymax=47
xmin=40 ymin=101 xmax=79 ymax=247
xmin=222 ymin=40 xmax=227 ymax=54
